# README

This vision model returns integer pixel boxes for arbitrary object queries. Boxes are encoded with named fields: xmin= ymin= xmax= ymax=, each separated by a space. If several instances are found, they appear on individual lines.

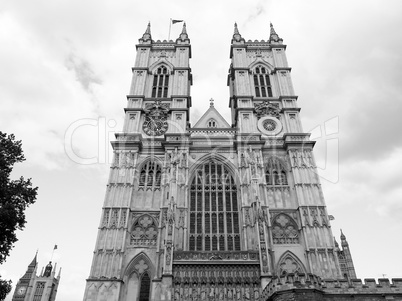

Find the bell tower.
xmin=83 ymin=22 xmax=192 ymax=301
xmin=11 ymin=254 xmax=60 ymax=301
xmin=228 ymin=22 xmax=343 ymax=284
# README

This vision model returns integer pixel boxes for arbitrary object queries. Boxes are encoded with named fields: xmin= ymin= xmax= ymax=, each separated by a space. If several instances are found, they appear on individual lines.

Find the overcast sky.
xmin=1 ymin=0 xmax=402 ymax=300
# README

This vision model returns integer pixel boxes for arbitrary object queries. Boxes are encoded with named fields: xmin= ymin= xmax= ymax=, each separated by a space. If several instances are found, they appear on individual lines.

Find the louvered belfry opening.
xmin=189 ymin=161 xmax=241 ymax=251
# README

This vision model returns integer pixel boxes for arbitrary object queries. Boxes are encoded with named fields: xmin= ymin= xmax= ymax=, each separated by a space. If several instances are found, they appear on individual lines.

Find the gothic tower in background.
xmin=11 ymin=253 xmax=60 ymax=301
xmin=82 ymin=22 xmax=354 ymax=301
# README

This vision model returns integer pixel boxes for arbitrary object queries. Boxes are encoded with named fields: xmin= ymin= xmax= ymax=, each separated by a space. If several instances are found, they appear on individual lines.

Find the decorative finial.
xmin=140 ymin=22 xmax=152 ymax=42
xmin=210 ymin=98 xmax=214 ymax=107
xmin=182 ymin=22 xmax=187 ymax=34
xmin=269 ymin=22 xmax=282 ymax=43
xmin=340 ymin=229 xmax=346 ymax=240
xmin=177 ymin=21 xmax=189 ymax=42
xmin=234 ymin=22 xmax=239 ymax=35
xmin=145 ymin=22 xmax=151 ymax=34
xmin=232 ymin=22 xmax=243 ymax=42
xmin=334 ymin=236 xmax=339 ymax=248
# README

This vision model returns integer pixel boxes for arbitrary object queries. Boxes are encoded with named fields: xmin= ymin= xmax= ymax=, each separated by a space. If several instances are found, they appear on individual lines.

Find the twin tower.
xmin=81 ymin=22 xmax=355 ymax=301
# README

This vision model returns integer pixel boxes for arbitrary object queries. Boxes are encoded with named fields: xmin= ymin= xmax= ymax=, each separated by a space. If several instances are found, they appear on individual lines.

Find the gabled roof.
xmin=192 ymin=100 xmax=231 ymax=128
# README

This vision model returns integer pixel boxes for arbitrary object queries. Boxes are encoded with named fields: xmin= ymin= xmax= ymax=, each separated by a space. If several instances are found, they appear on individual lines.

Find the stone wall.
xmin=262 ymin=273 xmax=402 ymax=301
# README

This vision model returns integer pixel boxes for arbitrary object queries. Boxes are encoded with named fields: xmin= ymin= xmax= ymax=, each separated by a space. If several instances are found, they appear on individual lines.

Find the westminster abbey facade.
xmin=81 ymin=22 xmax=401 ymax=301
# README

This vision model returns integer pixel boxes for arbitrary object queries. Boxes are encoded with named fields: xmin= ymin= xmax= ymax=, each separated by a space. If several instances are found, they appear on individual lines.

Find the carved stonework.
xmin=254 ymin=100 xmax=280 ymax=119
xmin=271 ymin=213 xmax=299 ymax=244
xmin=173 ymin=251 xmax=259 ymax=262
xmin=290 ymin=149 xmax=315 ymax=168
xmin=130 ymin=214 xmax=158 ymax=247
xmin=172 ymin=264 xmax=260 ymax=301
xmin=277 ymin=253 xmax=306 ymax=276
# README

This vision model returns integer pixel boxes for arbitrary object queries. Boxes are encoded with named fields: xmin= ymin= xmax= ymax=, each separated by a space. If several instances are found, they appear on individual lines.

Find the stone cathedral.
xmin=82 ymin=23 xmax=402 ymax=301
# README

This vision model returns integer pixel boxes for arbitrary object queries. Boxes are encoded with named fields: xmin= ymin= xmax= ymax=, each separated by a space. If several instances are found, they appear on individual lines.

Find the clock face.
xmin=17 ymin=286 xmax=27 ymax=295
xmin=143 ymin=117 xmax=168 ymax=136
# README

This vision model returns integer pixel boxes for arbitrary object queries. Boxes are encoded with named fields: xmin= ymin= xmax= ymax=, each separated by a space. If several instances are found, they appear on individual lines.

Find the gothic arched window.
xmin=151 ymin=65 xmax=169 ymax=98
xmin=139 ymin=161 xmax=162 ymax=189
xmin=139 ymin=273 xmax=151 ymax=301
xmin=265 ymin=157 xmax=288 ymax=186
xmin=189 ymin=161 xmax=241 ymax=251
xmin=253 ymin=65 xmax=273 ymax=98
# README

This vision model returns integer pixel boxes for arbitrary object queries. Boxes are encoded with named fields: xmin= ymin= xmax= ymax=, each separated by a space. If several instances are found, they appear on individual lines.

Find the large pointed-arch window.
xmin=254 ymin=66 xmax=273 ymax=98
xmin=139 ymin=272 xmax=151 ymax=301
xmin=265 ymin=157 xmax=288 ymax=186
xmin=139 ymin=161 xmax=162 ymax=189
xmin=151 ymin=65 xmax=169 ymax=98
xmin=189 ymin=161 xmax=241 ymax=251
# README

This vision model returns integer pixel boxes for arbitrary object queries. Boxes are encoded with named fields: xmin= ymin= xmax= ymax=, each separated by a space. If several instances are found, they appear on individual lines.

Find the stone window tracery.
xmin=189 ymin=161 xmax=241 ymax=251
xmin=265 ymin=157 xmax=288 ymax=186
xmin=277 ymin=252 xmax=306 ymax=276
xmin=130 ymin=215 xmax=158 ymax=246
xmin=138 ymin=161 xmax=162 ymax=190
xmin=151 ymin=65 xmax=169 ymax=98
xmin=253 ymin=65 xmax=273 ymax=98
xmin=272 ymin=213 xmax=299 ymax=244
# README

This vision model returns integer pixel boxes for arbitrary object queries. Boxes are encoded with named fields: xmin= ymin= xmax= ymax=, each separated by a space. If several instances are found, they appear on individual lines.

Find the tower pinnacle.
xmin=232 ymin=22 xmax=244 ymax=43
xmin=177 ymin=22 xmax=189 ymax=42
xmin=340 ymin=229 xmax=346 ymax=241
xmin=139 ymin=22 xmax=152 ymax=43
xmin=269 ymin=22 xmax=283 ymax=43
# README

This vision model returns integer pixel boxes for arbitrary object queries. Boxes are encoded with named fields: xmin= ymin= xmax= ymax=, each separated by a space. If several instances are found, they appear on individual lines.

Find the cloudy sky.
xmin=1 ymin=0 xmax=402 ymax=300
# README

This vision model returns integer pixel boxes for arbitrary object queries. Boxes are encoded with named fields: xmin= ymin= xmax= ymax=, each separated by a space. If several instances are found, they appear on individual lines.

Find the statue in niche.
xmin=174 ymin=287 xmax=180 ymax=301
xmin=254 ymin=284 xmax=260 ymax=300
xmin=244 ymin=287 xmax=251 ymax=300
xmin=218 ymin=286 xmax=225 ymax=300
xmin=208 ymin=284 xmax=215 ymax=300
xmin=227 ymin=285 xmax=233 ymax=300
xmin=193 ymin=284 xmax=199 ymax=301
xmin=181 ymin=152 xmax=187 ymax=168
xmin=166 ymin=245 xmax=172 ymax=265
xmin=171 ymin=149 xmax=181 ymax=165
xmin=236 ymin=285 xmax=242 ymax=300
xmin=200 ymin=285 xmax=207 ymax=300
xmin=240 ymin=153 xmax=246 ymax=167
xmin=184 ymin=285 xmax=189 ymax=300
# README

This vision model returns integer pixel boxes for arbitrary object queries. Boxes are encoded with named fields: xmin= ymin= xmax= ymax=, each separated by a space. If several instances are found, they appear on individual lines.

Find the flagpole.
xmin=50 ymin=248 xmax=55 ymax=262
xmin=50 ymin=244 xmax=57 ymax=262
xmin=168 ymin=18 xmax=172 ymax=41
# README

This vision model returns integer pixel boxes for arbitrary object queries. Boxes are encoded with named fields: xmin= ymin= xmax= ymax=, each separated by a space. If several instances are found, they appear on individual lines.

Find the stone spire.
xmin=269 ymin=22 xmax=283 ymax=43
xmin=29 ymin=252 xmax=38 ymax=267
xmin=139 ymin=22 xmax=152 ymax=43
xmin=177 ymin=22 xmax=189 ymax=41
xmin=340 ymin=229 xmax=346 ymax=242
xmin=334 ymin=237 xmax=339 ymax=249
xmin=232 ymin=22 xmax=244 ymax=43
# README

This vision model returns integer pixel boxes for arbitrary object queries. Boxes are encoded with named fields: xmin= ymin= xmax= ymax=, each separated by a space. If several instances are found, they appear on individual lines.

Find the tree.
xmin=0 ymin=131 xmax=38 ymax=300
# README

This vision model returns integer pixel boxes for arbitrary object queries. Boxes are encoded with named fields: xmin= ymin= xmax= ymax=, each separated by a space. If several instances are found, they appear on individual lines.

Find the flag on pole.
xmin=172 ymin=19 xmax=183 ymax=24
xmin=54 ymin=244 xmax=58 ymax=250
